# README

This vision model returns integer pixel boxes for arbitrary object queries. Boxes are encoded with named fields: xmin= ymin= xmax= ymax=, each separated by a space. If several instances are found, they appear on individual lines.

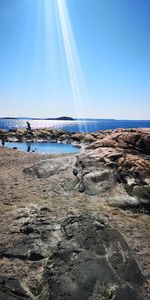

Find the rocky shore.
xmin=0 ymin=128 xmax=150 ymax=299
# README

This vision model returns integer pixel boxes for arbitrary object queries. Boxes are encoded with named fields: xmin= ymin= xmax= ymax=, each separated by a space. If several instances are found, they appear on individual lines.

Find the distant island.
xmin=46 ymin=116 xmax=74 ymax=121
xmin=0 ymin=116 xmax=117 ymax=121
xmin=1 ymin=116 xmax=74 ymax=121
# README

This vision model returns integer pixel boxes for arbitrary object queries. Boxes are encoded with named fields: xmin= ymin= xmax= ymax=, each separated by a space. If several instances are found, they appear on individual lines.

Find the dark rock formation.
xmin=0 ymin=214 xmax=144 ymax=299
xmin=0 ymin=277 xmax=30 ymax=300
xmin=45 ymin=214 xmax=143 ymax=300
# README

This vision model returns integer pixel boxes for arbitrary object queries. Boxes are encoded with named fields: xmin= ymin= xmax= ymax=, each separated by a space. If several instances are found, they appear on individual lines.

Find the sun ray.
xmin=33 ymin=0 xmax=89 ymax=129
xmin=55 ymin=0 xmax=88 ymax=130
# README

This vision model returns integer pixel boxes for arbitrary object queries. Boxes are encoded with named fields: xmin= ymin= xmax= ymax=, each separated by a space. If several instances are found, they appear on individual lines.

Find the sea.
xmin=0 ymin=118 xmax=150 ymax=133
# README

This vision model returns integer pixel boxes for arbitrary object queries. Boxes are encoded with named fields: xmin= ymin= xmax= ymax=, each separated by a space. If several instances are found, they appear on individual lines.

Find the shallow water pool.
xmin=2 ymin=142 xmax=80 ymax=154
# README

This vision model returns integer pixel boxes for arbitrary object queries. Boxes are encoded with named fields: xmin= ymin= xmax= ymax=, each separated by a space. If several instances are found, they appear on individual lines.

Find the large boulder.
xmin=23 ymin=156 xmax=75 ymax=178
xmin=73 ymin=154 xmax=116 ymax=195
xmin=82 ymin=169 xmax=114 ymax=195
xmin=0 ymin=213 xmax=144 ymax=299
xmin=45 ymin=214 xmax=143 ymax=300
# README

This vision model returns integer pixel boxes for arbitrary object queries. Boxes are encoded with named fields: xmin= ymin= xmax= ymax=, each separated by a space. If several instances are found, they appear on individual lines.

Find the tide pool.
xmin=2 ymin=142 xmax=80 ymax=154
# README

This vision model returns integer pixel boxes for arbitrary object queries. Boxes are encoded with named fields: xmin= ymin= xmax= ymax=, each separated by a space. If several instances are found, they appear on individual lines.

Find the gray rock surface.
xmin=24 ymin=156 xmax=76 ymax=178
xmin=0 ymin=277 xmax=30 ymax=300
xmin=108 ymin=195 xmax=141 ymax=208
xmin=0 ymin=214 xmax=144 ymax=299
xmin=82 ymin=169 xmax=114 ymax=195
xmin=45 ymin=215 xmax=143 ymax=300
xmin=73 ymin=154 xmax=116 ymax=195
xmin=0 ymin=131 xmax=150 ymax=299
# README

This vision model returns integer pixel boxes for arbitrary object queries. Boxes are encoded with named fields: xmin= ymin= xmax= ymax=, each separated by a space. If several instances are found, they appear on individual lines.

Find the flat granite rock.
xmin=45 ymin=214 xmax=143 ymax=300
xmin=23 ymin=156 xmax=76 ymax=178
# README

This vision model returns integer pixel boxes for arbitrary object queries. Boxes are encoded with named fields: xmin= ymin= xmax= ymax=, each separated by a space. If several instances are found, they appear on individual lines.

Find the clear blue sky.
xmin=0 ymin=0 xmax=150 ymax=119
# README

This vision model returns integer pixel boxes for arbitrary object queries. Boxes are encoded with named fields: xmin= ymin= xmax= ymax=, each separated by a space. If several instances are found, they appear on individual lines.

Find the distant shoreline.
xmin=0 ymin=117 xmax=117 ymax=121
xmin=0 ymin=117 xmax=150 ymax=121
xmin=0 ymin=116 xmax=75 ymax=121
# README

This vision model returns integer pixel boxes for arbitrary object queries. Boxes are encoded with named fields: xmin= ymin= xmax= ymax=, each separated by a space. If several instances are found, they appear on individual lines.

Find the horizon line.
xmin=0 ymin=116 xmax=150 ymax=121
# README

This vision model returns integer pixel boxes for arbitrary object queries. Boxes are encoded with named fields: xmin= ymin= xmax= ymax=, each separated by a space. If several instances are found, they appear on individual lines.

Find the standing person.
xmin=26 ymin=121 xmax=32 ymax=131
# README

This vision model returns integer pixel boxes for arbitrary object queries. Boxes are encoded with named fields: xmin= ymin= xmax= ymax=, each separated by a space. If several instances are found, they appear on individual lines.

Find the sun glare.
xmin=42 ymin=0 xmax=88 ymax=126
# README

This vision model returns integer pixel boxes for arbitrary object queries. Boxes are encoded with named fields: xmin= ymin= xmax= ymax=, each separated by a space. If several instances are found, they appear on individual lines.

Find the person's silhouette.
xmin=26 ymin=122 xmax=32 ymax=131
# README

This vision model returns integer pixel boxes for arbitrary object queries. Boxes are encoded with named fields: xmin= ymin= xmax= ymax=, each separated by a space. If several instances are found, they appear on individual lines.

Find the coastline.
xmin=0 ymin=128 xmax=150 ymax=299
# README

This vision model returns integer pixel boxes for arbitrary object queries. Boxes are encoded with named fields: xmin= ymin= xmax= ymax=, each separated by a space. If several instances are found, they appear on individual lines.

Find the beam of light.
xmin=36 ymin=0 xmax=61 ymax=103
xmin=23 ymin=0 xmax=89 ymax=126
xmin=43 ymin=0 xmax=56 ymax=100
xmin=55 ymin=0 xmax=88 ymax=131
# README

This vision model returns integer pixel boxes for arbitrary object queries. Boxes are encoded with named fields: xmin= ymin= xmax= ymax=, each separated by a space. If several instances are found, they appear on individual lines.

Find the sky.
xmin=0 ymin=0 xmax=150 ymax=119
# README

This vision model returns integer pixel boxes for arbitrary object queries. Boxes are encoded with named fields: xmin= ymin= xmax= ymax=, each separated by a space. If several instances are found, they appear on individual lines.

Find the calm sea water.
xmin=2 ymin=141 xmax=80 ymax=154
xmin=0 ymin=118 xmax=150 ymax=132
